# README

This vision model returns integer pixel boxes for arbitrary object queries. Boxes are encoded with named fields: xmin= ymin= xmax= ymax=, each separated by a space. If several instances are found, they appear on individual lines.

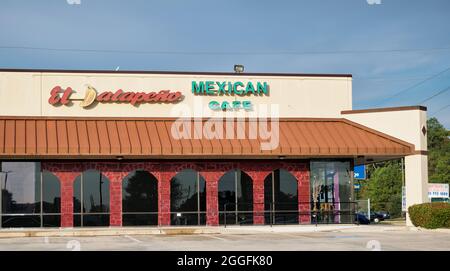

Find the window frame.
xmin=170 ymin=170 xmax=206 ymax=226
xmin=121 ymin=170 xmax=159 ymax=226
xmin=73 ymin=170 xmax=110 ymax=227
xmin=218 ymin=169 xmax=254 ymax=225
xmin=264 ymin=168 xmax=299 ymax=225
xmin=0 ymin=162 xmax=62 ymax=228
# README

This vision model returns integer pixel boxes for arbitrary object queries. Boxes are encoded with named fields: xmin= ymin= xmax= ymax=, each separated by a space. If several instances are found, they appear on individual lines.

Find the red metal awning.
xmin=0 ymin=117 xmax=414 ymax=159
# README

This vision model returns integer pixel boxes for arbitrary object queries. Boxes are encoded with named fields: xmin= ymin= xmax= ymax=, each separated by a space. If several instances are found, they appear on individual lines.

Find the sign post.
xmin=402 ymin=186 xmax=406 ymax=212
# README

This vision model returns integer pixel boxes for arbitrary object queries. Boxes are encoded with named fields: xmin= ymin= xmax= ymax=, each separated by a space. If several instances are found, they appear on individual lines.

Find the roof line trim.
xmin=0 ymin=116 xmax=348 ymax=121
xmin=341 ymin=106 xmax=427 ymax=114
xmin=0 ymin=68 xmax=352 ymax=78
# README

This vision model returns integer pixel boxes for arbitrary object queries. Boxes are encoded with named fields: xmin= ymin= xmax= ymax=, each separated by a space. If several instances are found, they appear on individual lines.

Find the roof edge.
xmin=0 ymin=68 xmax=352 ymax=78
xmin=0 ymin=116 xmax=348 ymax=121
xmin=342 ymin=106 xmax=426 ymax=115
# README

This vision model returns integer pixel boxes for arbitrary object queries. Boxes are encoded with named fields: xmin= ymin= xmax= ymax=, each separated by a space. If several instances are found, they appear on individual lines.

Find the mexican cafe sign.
xmin=192 ymin=81 xmax=269 ymax=111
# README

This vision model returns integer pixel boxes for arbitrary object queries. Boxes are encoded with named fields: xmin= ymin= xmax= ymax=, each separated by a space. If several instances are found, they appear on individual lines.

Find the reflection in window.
xmin=310 ymin=161 xmax=352 ymax=224
xmin=122 ymin=170 xmax=158 ymax=226
xmin=42 ymin=171 xmax=61 ymax=227
xmin=0 ymin=163 xmax=62 ymax=228
xmin=218 ymin=170 xmax=253 ymax=225
xmin=170 ymin=169 xmax=206 ymax=225
xmin=264 ymin=169 xmax=298 ymax=225
xmin=1 ymin=162 xmax=41 ymax=227
xmin=73 ymin=170 xmax=110 ymax=227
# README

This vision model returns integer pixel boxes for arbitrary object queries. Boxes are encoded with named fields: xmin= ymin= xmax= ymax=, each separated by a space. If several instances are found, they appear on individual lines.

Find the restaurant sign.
xmin=191 ymin=81 xmax=269 ymax=111
xmin=48 ymin=85 xmax=183 ymax=108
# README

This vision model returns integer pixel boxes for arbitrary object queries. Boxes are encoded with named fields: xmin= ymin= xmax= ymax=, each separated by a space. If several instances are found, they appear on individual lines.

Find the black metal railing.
xmin=222 ymin=201 xmax=360 ymax=227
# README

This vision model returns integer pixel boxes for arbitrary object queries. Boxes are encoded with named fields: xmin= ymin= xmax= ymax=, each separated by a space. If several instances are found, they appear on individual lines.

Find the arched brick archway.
xmin=158 ymin=162 xmax=235 ymax=226
xmin=41 ymin=160 xmax=310 ymax=227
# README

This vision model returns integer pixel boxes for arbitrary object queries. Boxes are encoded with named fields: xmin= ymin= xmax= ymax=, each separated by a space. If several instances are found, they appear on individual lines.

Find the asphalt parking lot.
xmin=0 ymin=229 xmax=449 ymax=251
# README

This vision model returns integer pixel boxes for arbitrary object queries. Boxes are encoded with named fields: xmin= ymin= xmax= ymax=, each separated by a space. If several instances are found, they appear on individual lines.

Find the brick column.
xmin=52 ymin=172 xmax=78 ymax=228
xmin=158 ymin=171 xmax=174 ymax=226
xmin=202 ymin=172 xmax=221 ymax=226
xmin=284 ymin=162 xmax=311 ymax=224
xmin=104 ymin=172 xmax=124 ymax=227
xmin=241 ymin=163 xmax=274 ymax=226
xmin=252 ymin=176 xmax=265 ymax=225
xmin=298 ymin=173 xmax=311 ymax=224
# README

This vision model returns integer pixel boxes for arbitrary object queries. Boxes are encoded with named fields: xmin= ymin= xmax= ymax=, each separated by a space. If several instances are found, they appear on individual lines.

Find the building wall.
xmin=341 ymin=109 xmax=427 ymax=151
xmin=342 ymin=108 xmax=428 ymax=226
xmin=0 ymin=71 xmax=352 ymax=118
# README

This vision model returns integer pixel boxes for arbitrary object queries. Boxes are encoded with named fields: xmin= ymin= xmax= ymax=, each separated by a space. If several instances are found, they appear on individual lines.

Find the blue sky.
xmin=1 ymin=0 xmax=449 ymax=127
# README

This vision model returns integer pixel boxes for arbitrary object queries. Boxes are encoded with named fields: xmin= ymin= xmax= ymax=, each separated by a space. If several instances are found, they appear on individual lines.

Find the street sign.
xmin=354 ymin=183 xmax=361 ymax=191
xmin=354 ymin=165 xmax=366 ymax=179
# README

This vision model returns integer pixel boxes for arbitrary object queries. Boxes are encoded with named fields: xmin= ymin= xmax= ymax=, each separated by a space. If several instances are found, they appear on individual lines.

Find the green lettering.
xmin=205 ymin=81 xmax=215 ymax=95
xmin=257 ymin=82 xmax=268 ymax=95
xmin=233 ymin=82 xmax=244 ymax=95
xmin=232 ymin=100 xmax=241 ymax=109
xmin=221 ymin=101 xmax=232 ymax=110
xmin=242 ymin=101 xmax=252 ymax=110
xmin=245 ymin=82 xmax=256 ymax=94
xmin=216 ymin=81 xmax=226 ymax=95
xmin=192 ymin=81 xmax=205 ymax=94
xmin=227 ymin=82 xmax=233 ymax=94
xmin=209 ymin=100 xmax=220 ymax=110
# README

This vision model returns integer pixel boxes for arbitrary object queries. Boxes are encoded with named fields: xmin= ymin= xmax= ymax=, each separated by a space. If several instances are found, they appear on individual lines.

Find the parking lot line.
xmin=124 ymin=235 xmax=142 ymax=243
xmin=204 ymin=235 xmax=229 ymax=242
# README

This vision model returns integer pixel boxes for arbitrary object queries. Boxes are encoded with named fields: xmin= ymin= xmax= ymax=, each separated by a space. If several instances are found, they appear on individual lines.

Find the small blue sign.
xmin=354 ymin=165 xmax=366 ymax=180
xmin=354 ymin=183 xmax=361 ymax=191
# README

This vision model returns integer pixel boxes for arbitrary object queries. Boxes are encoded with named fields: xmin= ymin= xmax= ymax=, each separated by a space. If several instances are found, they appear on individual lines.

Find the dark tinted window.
xmin=171 ymin=170 xmax=201 ymax=212
xmin=2 ymin=215 xmax=40 ymax=228
xmin=73 ymin=170 xmax=110 ymax=227
xmin=264 ymin=169 xmax=298 ymax=224
xmin=42 ymin=171 xmax=61 ymax=214
xmin=218 ymin=171 xmax=235 ymax=212
xmin=122 ymin=170 xmax=158 ymax=226
xmin=237 ymin=170 xmax=253 ymax=211
xmin=123 ymin=170 xmax=158 ymax=213
xmin=218 ymin=169 xmax=253 ymax=225
xmin=170 ymin=169 xmax=206 ymax=225
xmin=83 ymin=170 xmax=109 ymax=213
xmin=1 ymin=162 xmax=40 ymax=214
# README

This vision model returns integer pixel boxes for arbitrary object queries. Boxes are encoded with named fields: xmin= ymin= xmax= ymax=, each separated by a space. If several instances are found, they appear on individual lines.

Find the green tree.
xmin=357 ymin=117 xmax=449 ymax=218
xmin=362 ymin=160 xmax=403 ymax=218
xmin=427 ymin=117 xmax=450 ymax=184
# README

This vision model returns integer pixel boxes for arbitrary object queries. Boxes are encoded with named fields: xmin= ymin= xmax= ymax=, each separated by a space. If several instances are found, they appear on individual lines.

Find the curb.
xmin=0 ymin=227 xmax=232 ymax=238
xmin=409 ymin=227 xmax=450 ymax=233
xmin=0 ymin=225 xmax=415 ymax=238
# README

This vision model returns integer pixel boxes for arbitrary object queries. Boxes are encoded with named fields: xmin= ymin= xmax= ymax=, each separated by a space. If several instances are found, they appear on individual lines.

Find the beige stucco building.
xmin=0 ymin=69 xmax=427 ymax=228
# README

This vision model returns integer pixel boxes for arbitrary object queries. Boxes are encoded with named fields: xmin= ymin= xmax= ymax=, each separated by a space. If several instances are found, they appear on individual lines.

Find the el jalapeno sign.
xmin=48 ymin=85 xmax=183 ymax=108
xmin=191 ymin=80 xmax=269 ymax=111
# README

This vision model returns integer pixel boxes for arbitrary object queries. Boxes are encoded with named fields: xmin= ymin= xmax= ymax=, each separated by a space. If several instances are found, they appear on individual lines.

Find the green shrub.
xmin=408 ymin=203 xmax=450 ymax=229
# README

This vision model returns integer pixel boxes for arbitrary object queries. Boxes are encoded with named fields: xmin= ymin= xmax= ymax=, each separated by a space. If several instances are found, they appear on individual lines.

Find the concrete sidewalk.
xmin=0 ymin=224 xmax=429 ymax=238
